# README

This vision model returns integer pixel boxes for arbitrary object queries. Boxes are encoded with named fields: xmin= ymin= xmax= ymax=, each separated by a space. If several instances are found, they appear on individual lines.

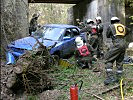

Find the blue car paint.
xmin=6 ymin=52 xmax=15 ymax=64
xmin=6 ymin=37 xmax=58 ymax=64
xmin=6 ymin=24 xmax=83 ymax=64
xmin=8 ymin=37 xmax=37 ymax=50
xmin=61 ymin=38 xmax=76 ymax=56
xmin=49 ymin=42 xmax=63 ymax=54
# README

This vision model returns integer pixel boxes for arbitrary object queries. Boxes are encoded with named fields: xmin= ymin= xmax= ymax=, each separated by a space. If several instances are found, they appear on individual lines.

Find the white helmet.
xmin=128 ymin=42 xmax=133 ymax=48
xmin=75 ymin=37 xmax=84 ymax=48
xmin=96 ymin=16 xmax=101 ymax=20
xmin=111 ymin=17 xmax=120 ymax=21
xmin=75 ymin=36 xmax=82 ymax=43
xmin=87 ymin=19 xmax=94 ymax=24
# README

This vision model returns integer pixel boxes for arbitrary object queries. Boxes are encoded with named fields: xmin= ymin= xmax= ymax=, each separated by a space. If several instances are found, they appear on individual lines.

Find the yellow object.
xmin=123 ymin=63 xmax=133 ymax=67
xmin=120 ymin=79 xmax=124 ymax=100
xmin=119 ymin=65 xmax=133 ymax=100
xmin=59 ymin=59 xmax=73 ymax=67
xmin=114 ymin=24 xmax=126 ymax=36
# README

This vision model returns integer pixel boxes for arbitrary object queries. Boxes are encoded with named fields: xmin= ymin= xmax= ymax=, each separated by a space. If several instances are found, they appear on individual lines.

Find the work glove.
xmin=93 ymin=55 xmax=98 ymax=60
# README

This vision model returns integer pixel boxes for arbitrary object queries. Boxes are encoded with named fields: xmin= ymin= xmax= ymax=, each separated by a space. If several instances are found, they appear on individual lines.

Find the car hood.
xmin=8 ymin=37 xmax=58 ymax=50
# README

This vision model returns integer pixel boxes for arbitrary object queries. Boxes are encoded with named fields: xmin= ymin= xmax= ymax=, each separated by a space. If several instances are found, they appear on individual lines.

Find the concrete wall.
xmin=68 ymin=0 xmax=92 ymax=25
xmin=1 ymin=0 xmax=29 ymax=58
xmin=15 ymin=0 xmax=29 ymax=37
xmin=125 ymin=5 xmax=133 ymax=42
xmin=98 ymin=0 xmax=125 ymax=43
xmin=68 ymin=0 xmax=127 ymax=44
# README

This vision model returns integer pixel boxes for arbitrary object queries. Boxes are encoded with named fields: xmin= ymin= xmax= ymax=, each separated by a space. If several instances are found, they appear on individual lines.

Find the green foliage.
xmin=129 ymin=16 xmax=133 ymax=19
xmin=52 ymin=57 xmax=133 ymax=99
xmin=127 ymin=0 xmax=133 ymax=7
xmin=27 ymin=95 xmax=39 ymax=100
xmin=129 ymin=16 xmax=133 ymax=25
xmin=56 ymin=94 xmax=68 ymax=100
xmin=126 ymin=0 xmax=133 ymax=25
xmin=29 ymin=3 xmax=74 ymax=25
xmin=107 ymin=0 xmax=125 ymax=5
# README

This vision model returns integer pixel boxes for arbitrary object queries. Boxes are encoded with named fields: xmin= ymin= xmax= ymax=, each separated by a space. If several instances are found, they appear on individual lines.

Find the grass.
xmin=18 ymin=56 xmax=133 ymax=100
xmin=49 ymin=56 xmax=133 ymax=100
xmin=27 ymin=95 xmax=39 ymax=100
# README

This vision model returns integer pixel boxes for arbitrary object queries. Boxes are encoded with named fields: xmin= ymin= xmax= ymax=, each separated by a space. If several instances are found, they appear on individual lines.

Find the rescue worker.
xmin=95 ymin=16 xmax=104 ymax=59
xmin=75 ymin=36 xmax=97 ymax=68
xmin=104 ymin=17 xmax=130 ymax=85
xmin=76 ymin=19 xmax=86 ymax=29
xmin=80 ymin=19 xmax=98 ymax=52
xmin=29 ymin=13 xmax=40 ymax=36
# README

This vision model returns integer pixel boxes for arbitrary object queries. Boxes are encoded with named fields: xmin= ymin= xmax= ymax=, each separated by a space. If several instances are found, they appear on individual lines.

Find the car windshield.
xmin=33 ymin=26 xmax=65 ymax=40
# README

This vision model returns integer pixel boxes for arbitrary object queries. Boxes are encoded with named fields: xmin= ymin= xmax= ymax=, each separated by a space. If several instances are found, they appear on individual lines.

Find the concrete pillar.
xmin=1 ymin=0 xmax=28 ymax=58
xmin=68 ymin=0 xmax=126 ymax=45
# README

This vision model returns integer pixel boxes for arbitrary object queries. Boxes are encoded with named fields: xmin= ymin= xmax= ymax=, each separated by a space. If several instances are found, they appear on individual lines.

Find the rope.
xmin=120 ymin=79 xmax=124 ymax=100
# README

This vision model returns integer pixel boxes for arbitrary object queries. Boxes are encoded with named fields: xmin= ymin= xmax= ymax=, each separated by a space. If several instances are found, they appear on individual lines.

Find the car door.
xmin=61 ymin=28 xmax=80 ymax=57
xmin=70 ymin=28 xmax=81 ymax=51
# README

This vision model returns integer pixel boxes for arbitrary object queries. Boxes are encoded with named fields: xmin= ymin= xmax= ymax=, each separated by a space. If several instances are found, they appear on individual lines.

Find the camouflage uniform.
xmin=80 ymin=24 xmax=98 ymax=51
xmin=29 ymin=14 xmax=39 ymax=35
xmin=104 ymin=21 xmax=130 ymax=85
xmin=96 ymin=23 xmax=104 ymax=58
xmin=76 ymin=19 xmax=86 ymax=29
xmin=75 ymin=44 xmax=96 ymax=68
xmin=77 ymin=22 xmax=86 ymax=29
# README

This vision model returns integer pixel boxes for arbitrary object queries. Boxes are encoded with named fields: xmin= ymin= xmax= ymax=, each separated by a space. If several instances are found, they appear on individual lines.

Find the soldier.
xmin=95 ymin=16 xmax=104 ymax=59
xmin=76 ymin=18 xmax=86 ymax=29
xmin=75 ymin=36 xmax=97 ymax=68
xmin=29 ymin=13 xmax=40 ymax=35
xmin=80 ymin=19 xmax=98 ymax=52
xmin=104 ymin=17 xmax=130 ymax=85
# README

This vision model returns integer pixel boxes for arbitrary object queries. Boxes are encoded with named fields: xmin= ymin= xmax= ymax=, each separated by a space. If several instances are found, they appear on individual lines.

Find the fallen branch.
xmin=125 ymin=78 xmax=133 ymax=81
xmin=13 ymin=66 xmax=23 ymax=74
xmin=67 ymin=74 xmax=90 ymax=78
xmin=98 ymin=83 xmax=125 ymax=95
xmin=85 ymin=91 xmax=105 ymax=100
xmin=34 ymin=37 xmax=46 ymax=48
xmin=48 ymin=74 xmax=90 ymax=78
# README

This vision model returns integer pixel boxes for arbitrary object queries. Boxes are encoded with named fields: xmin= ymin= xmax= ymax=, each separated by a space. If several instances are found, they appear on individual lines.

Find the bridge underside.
xmin=28 ymin=0 xmax=83 ymax=4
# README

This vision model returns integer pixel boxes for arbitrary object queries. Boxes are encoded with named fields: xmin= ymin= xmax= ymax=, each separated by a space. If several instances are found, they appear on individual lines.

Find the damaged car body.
xmin=6 ymin=24 xmax=85 ymax=65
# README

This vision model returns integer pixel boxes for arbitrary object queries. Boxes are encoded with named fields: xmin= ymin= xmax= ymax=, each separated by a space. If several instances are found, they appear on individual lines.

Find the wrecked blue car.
xmin=6 ymin=24 xmax=85 ymax=64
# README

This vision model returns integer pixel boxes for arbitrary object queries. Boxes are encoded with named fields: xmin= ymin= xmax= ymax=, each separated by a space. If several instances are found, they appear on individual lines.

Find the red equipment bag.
xmin=78 ymin=45 xmax=90 ymax=57
xmin=91 ymin=27 xmax=97 ymax=34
